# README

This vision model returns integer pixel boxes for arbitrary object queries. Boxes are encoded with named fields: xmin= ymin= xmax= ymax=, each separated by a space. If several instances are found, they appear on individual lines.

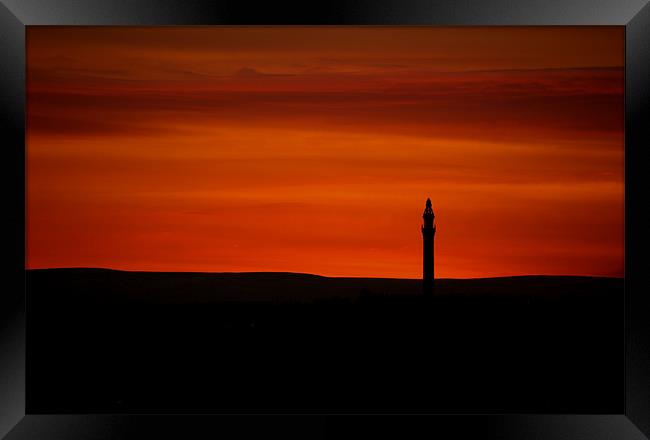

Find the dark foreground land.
xmin=27 ymin=269 xmax=623 ymax=413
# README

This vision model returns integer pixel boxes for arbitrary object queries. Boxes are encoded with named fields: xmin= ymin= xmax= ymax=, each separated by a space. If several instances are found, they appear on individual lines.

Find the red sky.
xmin=26 ymin=27 xmax=624 ymax=278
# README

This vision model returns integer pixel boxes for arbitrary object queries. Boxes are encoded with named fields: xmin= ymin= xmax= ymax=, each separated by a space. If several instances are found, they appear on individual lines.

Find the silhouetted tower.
xmin=421 ymin=198 xmax=436 ymax=294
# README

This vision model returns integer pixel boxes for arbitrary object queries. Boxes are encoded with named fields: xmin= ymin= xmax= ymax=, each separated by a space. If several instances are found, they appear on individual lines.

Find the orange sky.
xmin=26 ymin=27 xmax=624 ymax=278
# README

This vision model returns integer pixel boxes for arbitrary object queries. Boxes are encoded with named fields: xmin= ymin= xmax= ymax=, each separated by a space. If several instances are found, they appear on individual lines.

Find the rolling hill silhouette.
xmin=28 ymin=267 xmax=620 ymax=303
xmin=26 ymin=269 xmax=623 ymax=414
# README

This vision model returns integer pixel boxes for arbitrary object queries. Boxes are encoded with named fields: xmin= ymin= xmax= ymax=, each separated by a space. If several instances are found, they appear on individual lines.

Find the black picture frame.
xmin=1 ymin=1 xmax=649 ymax=438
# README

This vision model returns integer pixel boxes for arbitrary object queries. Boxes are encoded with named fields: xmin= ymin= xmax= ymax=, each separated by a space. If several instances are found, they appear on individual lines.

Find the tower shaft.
xmin=422 ymin=227 xmax=434 ymax=292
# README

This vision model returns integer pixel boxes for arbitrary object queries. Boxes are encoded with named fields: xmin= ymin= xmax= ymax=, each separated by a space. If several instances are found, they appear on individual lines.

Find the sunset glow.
xmin=26 ymin=27 xmax=624 ymax=278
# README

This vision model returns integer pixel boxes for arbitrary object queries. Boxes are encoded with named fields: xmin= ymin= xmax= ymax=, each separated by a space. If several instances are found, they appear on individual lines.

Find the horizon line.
xmin=24 ymin=266 xmax=624 ymax=281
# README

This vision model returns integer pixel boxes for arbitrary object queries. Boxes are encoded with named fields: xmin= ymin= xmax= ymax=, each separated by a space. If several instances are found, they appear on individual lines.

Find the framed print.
xmin=1 ymin=1 xmax=649 ymax=438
